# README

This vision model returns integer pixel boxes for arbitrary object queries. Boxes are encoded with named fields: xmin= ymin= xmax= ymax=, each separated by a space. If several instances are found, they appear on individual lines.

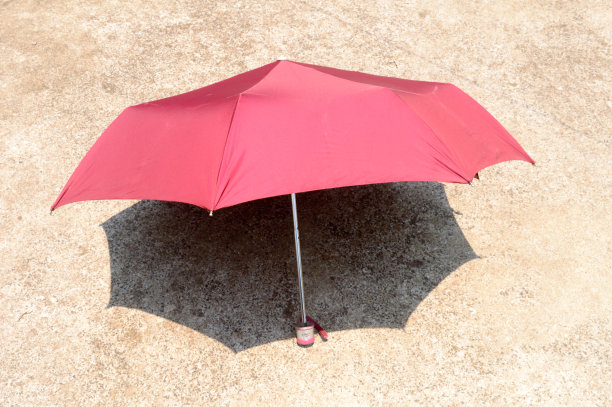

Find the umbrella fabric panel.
xmin=391 ymin=84 xmax=534 ymax=178
xmin=294 ymin=61 xmax=443 ymax=94
xmin=146 ymin=60 xmax=278 ymax=109
xmin=52 ymin=97 xmax=238 ymax=211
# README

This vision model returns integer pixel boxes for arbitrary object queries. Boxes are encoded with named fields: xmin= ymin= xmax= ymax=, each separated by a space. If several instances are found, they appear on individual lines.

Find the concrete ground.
xmin=1 ymin=0 xmax=610 ymax=405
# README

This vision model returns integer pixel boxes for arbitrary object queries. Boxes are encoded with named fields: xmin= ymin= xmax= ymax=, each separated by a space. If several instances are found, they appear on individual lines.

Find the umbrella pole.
xmin=291 ymin=193 xmax=307 ymax=325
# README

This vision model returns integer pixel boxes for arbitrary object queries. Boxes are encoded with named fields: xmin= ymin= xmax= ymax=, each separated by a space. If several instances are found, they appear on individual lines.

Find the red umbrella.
xmin=52 ymin=59 xmax=533 ymax=345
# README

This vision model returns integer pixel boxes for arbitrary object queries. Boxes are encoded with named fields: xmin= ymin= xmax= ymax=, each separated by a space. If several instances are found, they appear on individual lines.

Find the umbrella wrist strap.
xmin=306 ymin=316 xmax=328 ymax=340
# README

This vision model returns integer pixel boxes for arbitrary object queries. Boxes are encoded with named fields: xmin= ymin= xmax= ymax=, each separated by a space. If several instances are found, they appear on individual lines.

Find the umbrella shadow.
xmin=102 ymin=182 xmax=477 ymax=352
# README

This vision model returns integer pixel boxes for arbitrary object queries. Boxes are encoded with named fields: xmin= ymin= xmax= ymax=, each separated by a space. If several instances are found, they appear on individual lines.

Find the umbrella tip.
xmin=209 ymin=210 xmax=213 ymax=217
xmin=277 ymin=56 xmax=289 ymax=61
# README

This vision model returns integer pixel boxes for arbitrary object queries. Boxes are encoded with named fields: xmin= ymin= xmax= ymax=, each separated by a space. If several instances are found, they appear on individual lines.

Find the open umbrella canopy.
xmin=51 ymin=60 xmax=533 ymax=212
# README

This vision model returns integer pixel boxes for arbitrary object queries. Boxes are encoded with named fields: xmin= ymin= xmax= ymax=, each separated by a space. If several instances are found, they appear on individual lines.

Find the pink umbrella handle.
xmin=306 ymin=316 xmax=328 ymax=341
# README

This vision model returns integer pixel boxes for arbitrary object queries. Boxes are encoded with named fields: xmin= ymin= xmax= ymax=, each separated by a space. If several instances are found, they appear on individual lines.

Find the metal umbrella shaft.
xmin=291 ymin=193 xmax=307 ymax=325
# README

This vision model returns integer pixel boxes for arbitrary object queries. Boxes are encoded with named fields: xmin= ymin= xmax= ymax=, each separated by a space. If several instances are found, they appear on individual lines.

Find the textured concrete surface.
xmin=1 ymin=0 xmax=611 ymax=405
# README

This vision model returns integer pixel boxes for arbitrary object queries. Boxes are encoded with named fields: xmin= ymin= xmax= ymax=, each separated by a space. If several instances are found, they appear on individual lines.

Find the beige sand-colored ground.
xmin=1 ymin=1 xmax=610 ymax=405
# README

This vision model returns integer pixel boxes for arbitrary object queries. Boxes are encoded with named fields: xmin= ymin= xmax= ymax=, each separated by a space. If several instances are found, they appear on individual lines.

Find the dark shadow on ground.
xmin=102 ymin=182 xmax=477 ymax=352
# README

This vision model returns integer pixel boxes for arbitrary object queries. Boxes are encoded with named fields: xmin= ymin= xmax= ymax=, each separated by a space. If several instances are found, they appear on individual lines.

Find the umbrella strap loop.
xmin=306 ymin=316 xmax=328 ymax=340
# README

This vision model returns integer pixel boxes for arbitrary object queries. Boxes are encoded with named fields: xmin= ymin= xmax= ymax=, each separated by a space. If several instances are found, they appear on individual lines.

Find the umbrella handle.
xmin=306 ymin=316 xmax=328 ymax=341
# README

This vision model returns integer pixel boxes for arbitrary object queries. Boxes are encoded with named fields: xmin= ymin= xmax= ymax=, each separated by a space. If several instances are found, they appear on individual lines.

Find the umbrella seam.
xmin=212 ymin=61 xmax=287 ymax=209
xmin=211 ymin=95 xmax=242 ymax=210
xmin=450 ymin=85 xmax=535 ymax=166
xmin=384 ymin=88 xmax=471 ymax=182
xmin=294 ymin=60 xmax=441 ymax=96
xmin=51 ymin=183 xmax=71 ymax=210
